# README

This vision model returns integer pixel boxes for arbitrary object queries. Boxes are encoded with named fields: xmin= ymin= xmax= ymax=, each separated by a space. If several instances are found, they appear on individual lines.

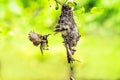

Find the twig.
xmin=54 ymin=0 xmax=63 ymax=5
xmin=65 ymin=43 xmax=73 ymax=63
xmin=70 ymin=64 xmax=75 ymax=80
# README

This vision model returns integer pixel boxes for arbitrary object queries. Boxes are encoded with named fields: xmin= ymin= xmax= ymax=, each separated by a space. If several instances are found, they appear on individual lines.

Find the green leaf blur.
xmin=0 ymin=0 xmax=120 ymax=80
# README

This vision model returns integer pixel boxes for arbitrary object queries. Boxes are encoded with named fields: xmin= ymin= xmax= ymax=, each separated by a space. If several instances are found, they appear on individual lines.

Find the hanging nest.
xmin=55 ymin=4 xmax=81 ymax=63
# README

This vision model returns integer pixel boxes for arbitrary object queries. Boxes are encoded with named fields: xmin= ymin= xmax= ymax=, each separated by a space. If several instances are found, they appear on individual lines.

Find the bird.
xmin=28 ymin=31 xmax=50 ymax=55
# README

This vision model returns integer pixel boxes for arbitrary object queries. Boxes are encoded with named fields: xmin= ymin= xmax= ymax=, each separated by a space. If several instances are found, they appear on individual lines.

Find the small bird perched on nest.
xmin=28 ymin=31 xmax=50 ymax=55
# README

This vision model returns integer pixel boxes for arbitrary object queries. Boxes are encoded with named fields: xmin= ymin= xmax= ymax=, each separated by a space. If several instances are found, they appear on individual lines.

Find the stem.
xmin=54 ymin=0 xmax=63 ymax=5
xmin=64 ymin=43 xmax=75 ymax=80
xmin=65 ymin=43 xmax=73 ymax=63
xmin=70 ymin=64 xmax=75 ymax=80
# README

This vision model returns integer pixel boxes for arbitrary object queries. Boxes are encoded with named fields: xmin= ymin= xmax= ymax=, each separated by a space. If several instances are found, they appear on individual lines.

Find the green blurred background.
xmin=0 ymin=0 xmax=120 ymax=80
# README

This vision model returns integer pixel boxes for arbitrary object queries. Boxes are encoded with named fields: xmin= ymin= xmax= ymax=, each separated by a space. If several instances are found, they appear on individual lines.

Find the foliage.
xmin=0 ymin=0 xmax=120 ymax=80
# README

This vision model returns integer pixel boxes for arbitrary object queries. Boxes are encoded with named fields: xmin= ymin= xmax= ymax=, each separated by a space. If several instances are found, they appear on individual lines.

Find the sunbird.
xmin=28 ymin=31 xmax=50 ymax=55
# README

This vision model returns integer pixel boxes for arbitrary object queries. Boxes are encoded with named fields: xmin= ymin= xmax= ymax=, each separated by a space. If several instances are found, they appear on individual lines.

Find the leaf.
xmin=55 ymin=6 xmax=59 ymax=10
xmin=73 ymin=2 xmax=77 ymax=6
xmin=55 ymin=3 xmax=59 ymax=10
xmin=74 ymin=6 xmax=85 ymax=14
xmin=8 ymin=1 xmax=22 ymax=15
xmin=67 ymin=2 xmax=77 ymax=7
xmin=90 ymin=7 xmax=104 ymax=14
